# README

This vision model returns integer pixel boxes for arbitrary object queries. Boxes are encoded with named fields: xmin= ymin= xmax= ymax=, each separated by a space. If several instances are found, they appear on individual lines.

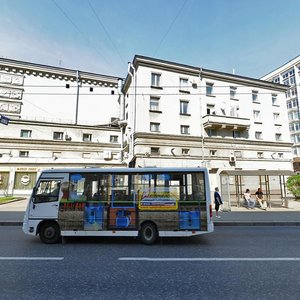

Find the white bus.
xmin=23 ymin=167 xmax=214 ymax=245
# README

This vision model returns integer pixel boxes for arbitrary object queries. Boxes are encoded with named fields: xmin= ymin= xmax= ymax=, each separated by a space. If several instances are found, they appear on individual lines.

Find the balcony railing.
xmin=202 ymin=114 xmax=251 ymax=130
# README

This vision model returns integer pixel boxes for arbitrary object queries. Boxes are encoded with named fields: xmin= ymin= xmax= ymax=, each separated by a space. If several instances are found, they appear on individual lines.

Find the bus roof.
xmin=40 ymin=167 xmax=208 ymax=174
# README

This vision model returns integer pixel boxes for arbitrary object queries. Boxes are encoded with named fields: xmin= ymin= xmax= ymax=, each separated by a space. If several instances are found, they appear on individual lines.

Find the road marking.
xmin=119 ymin=257 xmax=300 ymax=261
xmin=0 ymin=257 xmax=64 ymax=261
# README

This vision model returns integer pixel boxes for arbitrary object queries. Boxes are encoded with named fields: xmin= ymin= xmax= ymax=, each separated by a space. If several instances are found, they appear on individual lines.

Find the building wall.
xmin=0 ymin=59 xmax=124 ymax=196
xmin=123 ymin=56 xmax=293 ymax=193
xmin=261 ymin=55 xmax=300 ymax=158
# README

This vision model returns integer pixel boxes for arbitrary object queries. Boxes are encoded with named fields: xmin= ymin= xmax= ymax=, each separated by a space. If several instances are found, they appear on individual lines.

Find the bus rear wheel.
xmin=39 ymin=222 xmax=61 ymax=244
xmin=140 ymin=222 xmax=158 ymax=245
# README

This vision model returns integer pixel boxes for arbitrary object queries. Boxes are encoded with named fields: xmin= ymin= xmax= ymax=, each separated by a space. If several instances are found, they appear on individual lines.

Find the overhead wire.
xmin=87 ymin=0 xmax=125 ymax=65
xmin=153 ymin=0 xmax=189 ymax=56
xmin=51 ymin=0 xmax=112 ymax=69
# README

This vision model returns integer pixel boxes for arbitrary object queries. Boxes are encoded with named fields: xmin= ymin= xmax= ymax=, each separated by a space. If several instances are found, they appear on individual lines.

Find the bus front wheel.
xmin=39 ymin=222 xmax=61 ymax=244
xmin=140 ymin=222 xmax=158 ymax=245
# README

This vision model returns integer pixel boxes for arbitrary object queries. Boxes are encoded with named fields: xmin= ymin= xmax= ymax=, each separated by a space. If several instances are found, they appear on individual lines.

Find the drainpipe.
xmin=117 ymin=78 xmax=125 ymax=162
xmin=199 ymin=67 xmax=204 ymax=165
xmin=75 ymin=70 xmax=80 ymax=125
xmin=127 ymin=62 xmax=137 ymax=158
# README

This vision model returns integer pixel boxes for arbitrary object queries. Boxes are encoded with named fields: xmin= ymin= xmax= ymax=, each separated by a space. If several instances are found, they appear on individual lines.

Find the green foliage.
xmin=286 ymin=174 xmax=300 ymax=198
xmin=0 ymin=196 xmax=15 ymax=203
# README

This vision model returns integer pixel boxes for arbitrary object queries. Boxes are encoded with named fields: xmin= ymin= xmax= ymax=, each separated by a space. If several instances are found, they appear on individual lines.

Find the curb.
xmin=0 ymin=221 xmax=23 ymax=226
xmin=214 ymin=221 xmax=300 ymax=226
xmin=0 ymin=198 xmax=26 ymax=205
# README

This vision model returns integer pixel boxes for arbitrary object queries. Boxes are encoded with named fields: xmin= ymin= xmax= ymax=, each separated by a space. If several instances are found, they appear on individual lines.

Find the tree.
xmin=286 ymin=174 xmax=300 ymax=198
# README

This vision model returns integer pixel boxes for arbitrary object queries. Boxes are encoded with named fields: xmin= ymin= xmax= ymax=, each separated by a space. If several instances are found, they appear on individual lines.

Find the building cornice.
xmin=0 ymin=137 xmax=121 ymax=149
xmin=260 ymin=55 xmax=300 ymax=80
xmin=134 ymin=132 xmax=293 ymax=148
xmin=0 ymin=57 xmax=122 ymax=87
xmin=9 ymin=118 xmax=121 ymax=131
xmin=123 ymin=55 xmax=288 ymax=92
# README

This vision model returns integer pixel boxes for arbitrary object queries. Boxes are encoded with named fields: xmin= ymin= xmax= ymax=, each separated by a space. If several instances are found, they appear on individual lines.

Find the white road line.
xmin=0 ymin=257 xmax=64 ymax=261
xmin=118 ymin=257 xmax=300 ymax=261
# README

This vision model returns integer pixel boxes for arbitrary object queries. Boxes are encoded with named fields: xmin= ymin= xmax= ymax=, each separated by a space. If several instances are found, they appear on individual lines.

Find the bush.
xmin=286 ymin=174 xmax=300 ymax=198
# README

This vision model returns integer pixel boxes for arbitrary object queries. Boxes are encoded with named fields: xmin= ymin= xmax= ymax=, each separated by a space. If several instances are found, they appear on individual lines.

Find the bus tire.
xmin=39 ymin=222 xmax=61 ymax=244
xmin=140 ymin=222 xmax=158 ymax=245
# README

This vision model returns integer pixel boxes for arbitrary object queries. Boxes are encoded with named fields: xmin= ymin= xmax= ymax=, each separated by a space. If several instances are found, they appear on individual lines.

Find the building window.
xmin=253 ymin=110 xmax=261 ymax=120
xmin=150 ymin=122 xmax=160 ymax=132
xmin=207 ymin=104 xmax=215 ymax=115
xmin=272 ymin=94 xmax=278 ymax=106
xmin=182 ymin=148 xmax=190 ymax=155
xmin=180 ymin=125 xmax=190 ymax=134
xmin=83 ymin=133 xmax=92 ymax=142
xmin=230 ymin=86 xmax=237 ymax=99
xmin=19 ymin=151 xmax=29 ymax=157
xmin=20 ymin=129 xmax=32 ymax=138
xmin=252 ymin=91 xmax=258 ymax=103
xmin=180 ymin=100 xmax=189 ymax=115
xmin=257 ymin=152 xmax=264 ymax=159
xmin=210 ymin=150 xmax=217 ymax=156
xmin=273 ymin=113 xmax=280 ymax=121
xmin=275 ymin=133 xmax=282 ymax=141
xmin=150 ymin=97 xmax=160 ymax=111
xmin=286 ymin=87 xmax=297 ymax=99
xmin=53 ymin=132 xmax=64 ymax=140
xmin=150 ymin=147 xmax=160 ymax=155
xmin=110 ymin=135 xmax=118 ymax=143
xmin=207 ymin=129 xmax=217 ymax=137
xmin=255 ymin=131 xmax=262 ymax=140
xmin=179 ymin=78 xmax=189 ymax=91
xmin=206 ymin=82 xmax=214 ymax=95
xmin=151 ymin=73 xmax=161 ymax=87
xmin=282 ymin=69 xmax=295 ymax=85
xmin=287 ymin=98 xmax=299 ymax=110
xmin=233 ymin=131 xmax=240 ymax=138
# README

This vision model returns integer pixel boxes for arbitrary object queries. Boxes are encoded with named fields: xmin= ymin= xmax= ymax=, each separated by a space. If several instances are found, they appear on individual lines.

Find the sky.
xmin=0 ymin=0 xmax=300 ymax=79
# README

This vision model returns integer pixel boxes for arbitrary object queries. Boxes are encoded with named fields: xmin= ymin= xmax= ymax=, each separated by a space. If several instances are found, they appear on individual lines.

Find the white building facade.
xmin=0 ymin=55 xmax=295 ymax=207
xmin=261 ymin=55 xmax=300 ymax=171
xmin=0 ymin=58 xmax=124 ymax=196
xmin=122 ymin=56 xmax=293 ymax=208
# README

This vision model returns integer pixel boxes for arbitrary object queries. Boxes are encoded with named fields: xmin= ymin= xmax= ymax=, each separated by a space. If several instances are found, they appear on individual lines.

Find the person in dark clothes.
xmin=214 ymin=187 xmax=223 ymax=218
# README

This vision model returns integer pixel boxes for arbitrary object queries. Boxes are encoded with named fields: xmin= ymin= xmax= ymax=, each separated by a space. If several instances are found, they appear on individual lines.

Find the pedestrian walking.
xmin=214 ymin=187 xmax=223 ymax=218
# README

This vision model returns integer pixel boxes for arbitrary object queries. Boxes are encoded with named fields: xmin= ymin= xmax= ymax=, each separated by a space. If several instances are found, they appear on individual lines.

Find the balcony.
xmin=202 ymin=114 xmax=251 ymax=131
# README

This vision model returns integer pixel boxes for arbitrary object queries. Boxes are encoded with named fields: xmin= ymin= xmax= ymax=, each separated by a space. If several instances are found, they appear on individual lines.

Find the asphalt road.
xmin=1 ymin=226 xmax=300 ymax=300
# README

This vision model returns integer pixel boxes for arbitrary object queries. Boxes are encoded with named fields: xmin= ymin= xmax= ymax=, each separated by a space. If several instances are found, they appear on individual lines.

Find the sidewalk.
xmin=213 ymin=200 xmax=300 ymax=226
xmin=1 ymin=198 xmax=300 ymax=226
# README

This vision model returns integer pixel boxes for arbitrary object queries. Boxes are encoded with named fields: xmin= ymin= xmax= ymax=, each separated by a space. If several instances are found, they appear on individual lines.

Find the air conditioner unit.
xmin=65 ymin=135 xmax=72 ymax=141
xmin=103 ymin=151 xmax=112 ymax=160
xmin=229 ymin=156 xmax=236 ymax=162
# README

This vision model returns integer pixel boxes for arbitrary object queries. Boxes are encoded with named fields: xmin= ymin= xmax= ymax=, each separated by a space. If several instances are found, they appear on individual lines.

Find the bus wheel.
xmin=39 ymin=222 xmax=61 ymax=244
xmin=140 ymin=222 xmax=158 ymax=245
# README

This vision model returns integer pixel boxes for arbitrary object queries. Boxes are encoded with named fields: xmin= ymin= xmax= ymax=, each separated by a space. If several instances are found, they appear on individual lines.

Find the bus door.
xmin=29 ymin=173 xmax=69 ymax=219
